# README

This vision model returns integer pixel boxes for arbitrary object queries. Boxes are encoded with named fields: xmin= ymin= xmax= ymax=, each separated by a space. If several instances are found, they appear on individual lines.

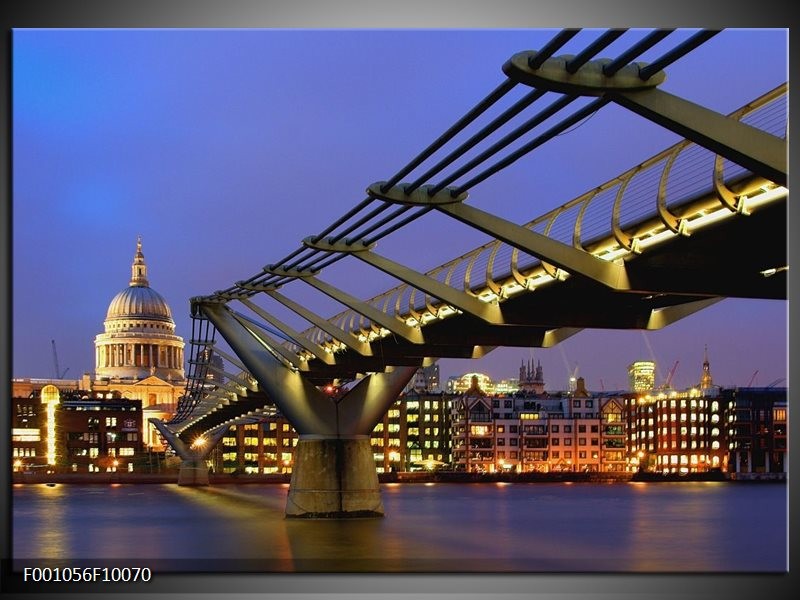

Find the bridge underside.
xmin=158 ymin=30 xmax=787 ymax=518
xmin=290 ymin=196 xmax=787 ymax=387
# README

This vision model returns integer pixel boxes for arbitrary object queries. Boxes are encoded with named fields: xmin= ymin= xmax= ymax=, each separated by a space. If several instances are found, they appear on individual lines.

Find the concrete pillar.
xmin=177 ymin=459 xmax=211 ymax=485
xmin=286 ymin=436 xmax=383 ymax=518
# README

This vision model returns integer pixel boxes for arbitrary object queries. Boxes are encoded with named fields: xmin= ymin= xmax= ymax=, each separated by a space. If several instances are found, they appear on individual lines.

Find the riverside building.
xmin=11 ymin=238 xmax=186 ymax=472
xmin=723 ymin=387 xmax=787 ymax=478
xmin=12 ymin=384 xmax=144 ymax=474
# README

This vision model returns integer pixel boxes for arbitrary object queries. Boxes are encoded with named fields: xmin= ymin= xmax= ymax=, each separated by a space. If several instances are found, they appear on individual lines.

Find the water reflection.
xmin=31 ymin=484 xmax=69 ymax=559
xmin=13 ymin=482 xmax=786 ymax=572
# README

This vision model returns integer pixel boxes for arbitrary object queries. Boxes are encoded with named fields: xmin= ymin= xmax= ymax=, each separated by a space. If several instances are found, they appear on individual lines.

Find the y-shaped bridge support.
xmin=201 ymin=302 xmax=417 ymax=518
xmin=150 ymin=420 xmax=229 ymax=486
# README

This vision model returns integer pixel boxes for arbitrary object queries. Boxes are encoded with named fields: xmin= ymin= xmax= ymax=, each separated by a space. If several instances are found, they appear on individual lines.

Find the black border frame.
xmin=2 ymin=1 xmax=795 ymax=598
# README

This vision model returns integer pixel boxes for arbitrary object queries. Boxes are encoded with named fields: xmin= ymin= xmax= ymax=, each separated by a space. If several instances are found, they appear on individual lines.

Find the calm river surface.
xmin=12 ymin=481 xmax=787 ymax=573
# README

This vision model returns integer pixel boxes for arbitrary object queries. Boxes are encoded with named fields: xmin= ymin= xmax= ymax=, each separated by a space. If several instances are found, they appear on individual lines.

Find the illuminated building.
xmin=213 ymin=418 xmax=297 ymax=475
xmin=450 ymin=375 xmax=493 ymax=472
xmin=446 ymin=370 xmax=525 ymax=396
xmin=624 ymin=388 xmax=726 ymax=473
xmin=447 ymin=372 xmax=494 ymax=394
xmin=723 ymin=387 xmax=787 ymax=478
xmin=11 ymin=239 xmax=186 ymax=453
xmin=599 ymin=398 xmax=626 ymax=471
xmin=699 ymin=345 xmax=715 ymax=392
xmin=11 ymin=385 xmax=144 ymax=474
xmin=628 ymin=361 xmax=656 ymax=393
xmin=451 ymin=376 xmax=628 ymax=473
xmin=95 ymin=236 xmax=185 ymax=382
xmin=404 ymin=364 xmax=441 ymax=394
xmin=372 ymin=400 xmax=408 ymax=473
xmin=213 ymin=393 xmax=452 ymax=475
xmin=90 ymin=237 xmax=187 ymax=448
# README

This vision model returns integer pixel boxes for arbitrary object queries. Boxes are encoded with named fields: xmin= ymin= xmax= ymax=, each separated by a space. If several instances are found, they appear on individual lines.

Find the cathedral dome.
xmin=95 ymin=236 xmax=185 ymax=382
xmin=106 ymin=285 xmax=173 ymax=322
xmin=104 ymin=236 xmax=174 ymax=324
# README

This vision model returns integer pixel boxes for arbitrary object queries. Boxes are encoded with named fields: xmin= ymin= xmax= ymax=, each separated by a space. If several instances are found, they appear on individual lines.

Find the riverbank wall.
xmin=12 ymin=469 xmax=784 ymax=485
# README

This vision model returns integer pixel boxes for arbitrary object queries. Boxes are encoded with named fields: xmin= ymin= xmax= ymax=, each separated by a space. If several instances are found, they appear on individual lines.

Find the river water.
xmin=12 ymin=481 xmax=787 ymax=573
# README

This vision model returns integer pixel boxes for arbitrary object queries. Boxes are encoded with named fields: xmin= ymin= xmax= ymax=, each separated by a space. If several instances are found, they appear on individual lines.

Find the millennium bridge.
xmin=152 ymin=28 xmax=787 ymax=518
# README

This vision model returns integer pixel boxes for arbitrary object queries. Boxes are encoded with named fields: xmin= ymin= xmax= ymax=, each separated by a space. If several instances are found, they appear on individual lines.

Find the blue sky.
xmin=12 ymin=28 xmax=788 ymax=390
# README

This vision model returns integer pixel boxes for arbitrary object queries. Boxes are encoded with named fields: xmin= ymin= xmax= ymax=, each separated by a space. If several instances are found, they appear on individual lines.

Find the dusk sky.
xmin=12 ymin=28 xmax=788 ymax=392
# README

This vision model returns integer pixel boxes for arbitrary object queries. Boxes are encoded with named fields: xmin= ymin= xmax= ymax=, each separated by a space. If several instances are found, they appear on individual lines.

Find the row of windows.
xmin=66 ymin=432 xmax=138 ymax=443
xmin=550 ymin=438 xmax=599 ymax=446
xmin=106 ymin=321 xmax=171 ymax=330
xmin=537 ymin=450 xmax=600 ymax=460
xmin=630 ymin=398 xmax=716 ymax=410
xmin=657 ymin=440 xmax=720 ymax=450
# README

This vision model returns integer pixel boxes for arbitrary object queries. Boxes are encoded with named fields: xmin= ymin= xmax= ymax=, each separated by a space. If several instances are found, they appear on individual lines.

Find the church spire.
xmin=130 ymin=235 xmax=149 ymax=287
xmin=700 ymin=345 xmax=713 ymax=389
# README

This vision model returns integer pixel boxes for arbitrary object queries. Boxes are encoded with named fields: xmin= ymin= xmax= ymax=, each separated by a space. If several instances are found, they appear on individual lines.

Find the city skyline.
xmin=12 ymin=28 xmax=788 ymax=392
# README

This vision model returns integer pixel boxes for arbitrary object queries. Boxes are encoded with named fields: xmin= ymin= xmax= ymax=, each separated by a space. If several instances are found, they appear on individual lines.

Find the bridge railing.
xmin=294 ymin=84 xmax=786 ymax=351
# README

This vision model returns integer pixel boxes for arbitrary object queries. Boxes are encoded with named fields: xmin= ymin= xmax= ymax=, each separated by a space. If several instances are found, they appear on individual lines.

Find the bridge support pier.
xmin=150 ymin=419 xmax=228 ymax=487
xmin=177 ymin=459 xmax=211 ymax=486
xmin=201 ymin=302 xmax=419 ymax=518
xmin=287 ymin=436 xmax=382 ymax=518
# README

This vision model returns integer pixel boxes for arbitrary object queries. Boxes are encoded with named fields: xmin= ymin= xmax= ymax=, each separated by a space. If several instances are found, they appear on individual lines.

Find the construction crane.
xmin=746 ymin=370 xmax=759 ymax=387
xmin=766 ymin=377 xmax=785 ymax=388
xmin=51 ymin=339 xmax=69 ymax=379
xmin=662 ymin=360 xmax=679 ymax=390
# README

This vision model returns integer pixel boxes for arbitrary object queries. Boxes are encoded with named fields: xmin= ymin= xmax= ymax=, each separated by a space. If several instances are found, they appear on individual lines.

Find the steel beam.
xmin=357 ymin=250 xmax=504 ymax=324
xmin=264 ymin=289 xmax=373 ymax=356
xmin=542 ymin=327 xmax=583 ymax=347
xmin=646 ymin=297 xmax=724 ymax=330
xmin=610 ymin=88 xmax=786 ymax=186
xmin=201 ymin=303 xmax=339 ymax=435
xmin=436 ymin=201 xmax=631 ymax=289
xmin=336 ymin=366 xmax=418 ymax=435
xmin=300 ymin=276 xmax=424 ymax=344
xmin=228 ymin=310 xmax=306 ymax=371
xmin=304 ymin=239 xmax=506 ymax=324
xmin=199 ymin=363 xmax=257 ymax=391
xmin=237 ymin=297 xmax=335 ymax=365
xmin=302 ymin=235 xmax=504 ymax=323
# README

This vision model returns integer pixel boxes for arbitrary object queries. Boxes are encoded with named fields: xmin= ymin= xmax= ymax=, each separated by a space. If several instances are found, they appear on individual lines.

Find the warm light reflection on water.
xmin=12 ymin=482 xmax=787 ymax=572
